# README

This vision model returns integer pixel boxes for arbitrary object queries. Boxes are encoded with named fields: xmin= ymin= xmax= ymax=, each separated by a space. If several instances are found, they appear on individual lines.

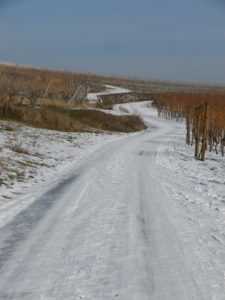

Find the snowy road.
xmin=0 ymin=102 xmax=225 ymax=299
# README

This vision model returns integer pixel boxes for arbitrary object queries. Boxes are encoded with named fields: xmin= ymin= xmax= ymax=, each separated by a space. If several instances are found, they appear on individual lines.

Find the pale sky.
xmin=0 ymin=0 xmax=225 ymax=84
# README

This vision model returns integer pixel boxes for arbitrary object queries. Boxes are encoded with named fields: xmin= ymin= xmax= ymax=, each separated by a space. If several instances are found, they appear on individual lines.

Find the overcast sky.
xmin=0 ymin=0 xmax=225 ymax=84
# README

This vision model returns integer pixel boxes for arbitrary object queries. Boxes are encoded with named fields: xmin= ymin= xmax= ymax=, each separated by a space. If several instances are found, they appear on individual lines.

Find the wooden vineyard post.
xmin=186 ymin=112 xmax=191 ymax=145
xmin=194 ymin=107 xmax=200 ymax=159
xmin=41 ymin=79 xmax=52 ymax=105
xmin=221 ymin=130 xmax=224 ymax=157
xmin=200 ymin=102 xmax=209 ymax=161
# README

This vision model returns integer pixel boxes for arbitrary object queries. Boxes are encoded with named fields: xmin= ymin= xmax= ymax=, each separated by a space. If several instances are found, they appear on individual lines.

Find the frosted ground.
xmin=0 ymin=84 xmax=132 ymax=226
xmin=0 ymin=100 xmax=225 ymax=299
xmin=0 ymin=123 xmax=125 ymax=227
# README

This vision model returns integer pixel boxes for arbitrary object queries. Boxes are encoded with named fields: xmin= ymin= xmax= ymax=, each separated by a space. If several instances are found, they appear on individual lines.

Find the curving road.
xmin=0 ymin=102 xmax=223 ymax=299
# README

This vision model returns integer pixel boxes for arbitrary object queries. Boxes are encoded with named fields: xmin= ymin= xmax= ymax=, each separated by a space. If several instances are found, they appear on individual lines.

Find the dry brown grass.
xmin=99 ymin=92 xmax=153 ymax=108
xmin=0 ymin=158 xmax=25 ymax=179
xmin=8 ymin=144 xmax=30 ymax=155
xmin=2 ymin=124 xmax=15 ymax=131
xmin=40 ymin=98 xmax=92 ymax=109
xmin=0 ymin=105 xmax=146 ymax=133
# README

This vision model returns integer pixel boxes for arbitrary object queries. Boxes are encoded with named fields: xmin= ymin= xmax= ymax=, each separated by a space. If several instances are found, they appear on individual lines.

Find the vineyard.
xmin=1 ymin=63 xmax=225 ymax=143
xmin=0 ymin=64 xmax=148 ymax=133
xmin=154 ymin=93 xmax=225 ymax=160
xmin=1 ymin=63 xmax=225 ymax=109
xmin=0 ymin=64 xmax=106 ymax=109
xmin=0 ymin=64 xmax=154 ymax=111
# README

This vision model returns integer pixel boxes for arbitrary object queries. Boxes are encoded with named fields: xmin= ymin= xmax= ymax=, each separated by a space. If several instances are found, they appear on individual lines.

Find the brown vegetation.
xmin=1 ymin=63 xmax=225 ymax=137
xmin=8 ymin=144 xmax=30 ymax=155
xmin=0 ymin=64 xmax=149 ymax=133
xmin=1 ymin=63 xmax=225 ymax=109
xmin=0 ymin=64 xmax=101 ymax=107
xmin=0 ymin=105 xmax=146 ymax=133
xmin=154 ymin=93 xmax=225 ymax=160
xmin=99 ymin=92 xmax=153 ymax=109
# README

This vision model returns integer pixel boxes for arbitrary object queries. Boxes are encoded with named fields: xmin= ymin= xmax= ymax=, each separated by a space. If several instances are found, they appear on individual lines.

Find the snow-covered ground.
xmin=0 ymin=123 xmax=125 ymax=227
xmin=86 ymin=85 xmax=131 ymax=103
xmin=0 ymin=101 xmax=225 ymax=299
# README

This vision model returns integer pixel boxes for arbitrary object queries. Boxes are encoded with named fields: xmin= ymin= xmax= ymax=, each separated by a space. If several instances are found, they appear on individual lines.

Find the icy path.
xmin=0 ymin=102 xmax=225 ymax=299
xmin=86 ymin=84 xmax=131 ymax=103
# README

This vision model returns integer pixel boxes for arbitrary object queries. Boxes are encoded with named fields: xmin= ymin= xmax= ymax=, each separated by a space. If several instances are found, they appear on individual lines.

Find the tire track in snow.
xmin=0 ymin=173 xmax=80 ymax=271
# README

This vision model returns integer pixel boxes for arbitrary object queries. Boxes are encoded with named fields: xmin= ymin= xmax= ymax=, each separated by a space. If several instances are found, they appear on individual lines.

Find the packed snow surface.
xmin=0 ymin=101 xmax=225 ymax=299
xmin=0 ymin=124 xmax=125 ymax=227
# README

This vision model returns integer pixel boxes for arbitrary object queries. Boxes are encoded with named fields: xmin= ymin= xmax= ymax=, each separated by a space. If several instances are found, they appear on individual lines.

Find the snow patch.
xmin=86 ymin=85 xmax=131 ymax=103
